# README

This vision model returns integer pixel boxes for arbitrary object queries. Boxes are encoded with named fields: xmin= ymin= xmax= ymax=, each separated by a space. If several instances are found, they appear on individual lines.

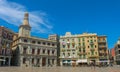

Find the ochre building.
xmin=59 ymin=32 xmax=108 ymax=66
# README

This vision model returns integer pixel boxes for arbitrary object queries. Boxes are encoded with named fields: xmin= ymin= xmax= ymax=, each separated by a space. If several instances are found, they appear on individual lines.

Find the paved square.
xmin=0 ymin=66 xmax=120 ymax=72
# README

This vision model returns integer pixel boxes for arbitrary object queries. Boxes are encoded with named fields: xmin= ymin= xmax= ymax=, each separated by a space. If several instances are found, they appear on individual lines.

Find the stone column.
xmin=60 ymin=60 xmax=63 ymax=66
xmin=40 ymin=57 xmax=42 ymax=67
xmin=46 ymin=57 xmax=48 ymax=67
xmin=54 ymin=59 xmax=57 ymax=66
xmin=50 ymin=50 xmax=52 ymax=56
xmin=54 ymin=50 xmax=57 ymax=55
xmin=40 ymin=49 xmax=42 ymax=55
xmin=19 ymin=45 xmax=23 ymax=54
xmin=29 ymin=57 xmax=31 ymax=67
xmin=8 ymin=57 xmax=11 ymax=66
xmin=35 ymin=58 xmax=37 ymax=66
xmin=35 ymin=47 xmax=38 ymax=55
xmin=20 ymin=57 xmax=23 ymax=67
xmin=3 ymin=57 xmax=5 ymax=66
xmin=45 ymin=48 xmax=47 ymax=54
xmin=50 ymin=59 xmax=52 ymax=65
xmin=28 ymin=46 xmax=30 ymax=54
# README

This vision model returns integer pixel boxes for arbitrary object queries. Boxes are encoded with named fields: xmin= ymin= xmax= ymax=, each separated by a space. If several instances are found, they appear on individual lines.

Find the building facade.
xmin=59 ymin=32 xmax=108 ymax=66
xmin=12 ymin=13 xmax=58 ymax=67
xmin=114 ymin=38 xmax=120 ymax=65
xmin=0 ymin=26 xmax=14 ymax=66
xmin=98 ymin=36 xmax=109 ymax=65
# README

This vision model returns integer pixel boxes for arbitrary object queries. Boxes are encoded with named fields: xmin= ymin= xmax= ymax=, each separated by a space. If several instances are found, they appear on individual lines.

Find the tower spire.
xmin=23 ymin=12 xmax=29 ymax=25
xmin=18 ymin=12 xmax=31 ymax=37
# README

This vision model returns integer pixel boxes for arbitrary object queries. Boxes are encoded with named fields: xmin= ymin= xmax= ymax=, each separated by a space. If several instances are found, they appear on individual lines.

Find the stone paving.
xmin=0 ymin=66 xmax=120 ymax=72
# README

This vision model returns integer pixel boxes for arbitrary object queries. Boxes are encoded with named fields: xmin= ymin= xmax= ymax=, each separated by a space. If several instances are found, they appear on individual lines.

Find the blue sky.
xmin=0 ymin=0 xmax=120 ymax=49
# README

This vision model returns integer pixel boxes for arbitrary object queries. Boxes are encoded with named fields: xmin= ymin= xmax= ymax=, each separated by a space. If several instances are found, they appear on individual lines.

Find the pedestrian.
xmin=91 ymin=62 xmax=95 ymax=70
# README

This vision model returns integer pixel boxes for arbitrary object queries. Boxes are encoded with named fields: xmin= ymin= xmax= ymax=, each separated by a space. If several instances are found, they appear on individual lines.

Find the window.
xmin=73 ymin=53 xmax=75 ymax=54
xmin=78 ymin=38 xmax=80 ymax=42
xmin=24 ymin=39 xmax=27 ymax=42
xmin=72 ymin=43 xmax=75 ymax=48
xmin=95 ymin=52 xmax=97 ymax=54
xmin=90 ymin=40 xmax=93 ymax=42
xmin=23 ymin=58 xmax=26 ymax=64
xmin=32 ymin=49 xmax=35 ymax=54
xmin=32 ymin=41 xmax=36 ymax=44
xmin=72 ymin=39 xmax=74 ymax=41
xmin=119 ymin=50 xmax=120 ymax=54
xmin=67 ymin=44 xmax=70 ymax=48
xmin=82 ymin=38 xmax=84 ymax=41
xmin=94 ymin=40 xmax=96 ymax=42
xmin=83 ymin=55 xmax=86 ymax=59
xmin=68 ymin=53 xmax=70 ymax=56
xmin=37 ymin=59 xmax=40 ymax=63
xmin=88 ymin=40 xmax=89 ymax=42
xmin=52 ymin=43 xmax=55 ymax=46
xmin=48 ymin=50 xmax=50 ymax=55
xmin=67 ymin=39 xmax=69 ymax=41
xmin=32 ymin=58 xmax=34 ymax=64
xmin=83 ymin=43 xmax=85 ymax=46
xmin=43 ymin=42 xmax=46 ymax=45
xmin=63 ymin=45 xmax=66 ymax=48
xmin=80 ymin=55 xmax=82 ymax=59
xmin=95 ymin=45 xmax=97 ymax=48
xmin=38 ymin=41 xmax=41 ymax=44
xmin=43 ymin=49 xmax=45 ymax=54
xmin=103 ymin=38 xmax=105 ymax=41
xmin=91 ymin=45 xmax=94 ymax=48
xmin=52 ymin=50 xmax=54 ymax=54
xmin=23 ymin=47 xmax=27 ymax=54
xmin=83 ymin=49 xmax=85 ymax=53
xmin=52 ymin=59 xmax=54 ymax=64
xmin=79 ymin=49 xmax=81 ymax=52
xmin=118 ymin=45 xmax=120 ymax=48
xmin=47 ymin=43 xmax=50 ymax=46
xmin=37 ymin=49 xmax=40 ymax=54
xmin=88 ymin=46 xmax=89 ymax=48
xmin=91 ymin=51 xmax=94 ymax=55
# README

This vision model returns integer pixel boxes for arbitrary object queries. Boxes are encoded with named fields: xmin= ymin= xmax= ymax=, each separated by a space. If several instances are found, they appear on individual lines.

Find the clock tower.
xmin=18 ymin=12 xmax=31 ymax=37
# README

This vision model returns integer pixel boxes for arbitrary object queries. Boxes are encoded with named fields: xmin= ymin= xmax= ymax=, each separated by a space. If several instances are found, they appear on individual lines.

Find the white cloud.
xmin=0 ymin=0 xmax=53 ymax=33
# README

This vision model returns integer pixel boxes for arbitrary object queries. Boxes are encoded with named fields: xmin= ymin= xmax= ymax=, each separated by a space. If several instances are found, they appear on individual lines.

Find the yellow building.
xmin=60 ymin=32 xmax=108 ymax=66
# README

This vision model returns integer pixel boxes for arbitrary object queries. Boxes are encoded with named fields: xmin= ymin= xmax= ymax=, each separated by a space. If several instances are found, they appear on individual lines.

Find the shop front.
xmin=76 ymin=59 xmax=88 ymax=66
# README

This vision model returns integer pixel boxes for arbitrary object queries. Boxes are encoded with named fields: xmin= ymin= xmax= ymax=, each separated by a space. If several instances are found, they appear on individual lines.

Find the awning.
xmin=76 ymin=59 xmax=87 ymax=63
xmin=97 ymin=60 xmax=109 ymax=62
xmin=63 ymin=60 xmax=72 ymax=63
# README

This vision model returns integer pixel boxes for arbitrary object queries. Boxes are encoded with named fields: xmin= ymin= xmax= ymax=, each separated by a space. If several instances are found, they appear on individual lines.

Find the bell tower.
xmin=18 ymin=12 xmax=31 ymax=37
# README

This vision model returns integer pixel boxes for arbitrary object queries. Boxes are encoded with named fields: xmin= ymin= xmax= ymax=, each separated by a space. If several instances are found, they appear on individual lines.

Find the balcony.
xmin=99 ymin=56 xmax=108 ymax=59
xmin=90 ymin=42 xmax=94 ymax=45
xmin=88 ymin=55 xmax=99 ymax=58
xmin=98 ymin=40 xmax=106 ymax=43
xmin=78 ymin=52 xmax=86 ymax=55
xmin=98 ymin=45 xmax=107 ymax=48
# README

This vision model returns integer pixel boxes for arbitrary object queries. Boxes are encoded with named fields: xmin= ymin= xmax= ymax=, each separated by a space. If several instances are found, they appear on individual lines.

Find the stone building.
xmin=114 ymin=38 xmax=120 ymax=65
xmin=12 ymin=12 xmax=59 ymax=67
xmin=0 ymin=26 xmax=14 ymax=66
